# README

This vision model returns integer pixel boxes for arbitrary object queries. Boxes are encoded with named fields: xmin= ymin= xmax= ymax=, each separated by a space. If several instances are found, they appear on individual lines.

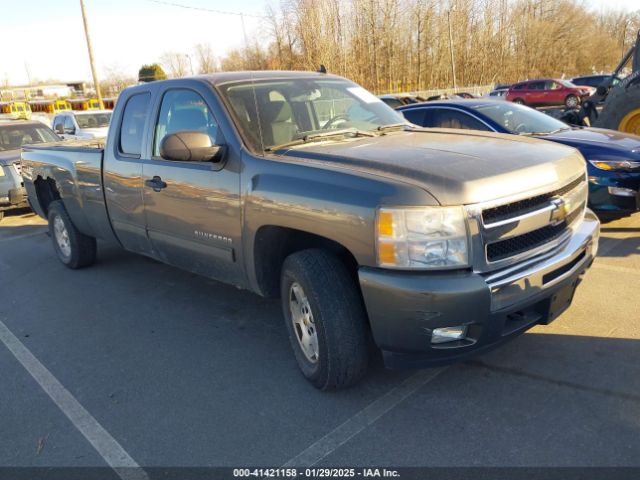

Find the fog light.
xmin=608 ymin=187 xmax=636 ymax=197
xmin=431 ymin=326 xmax=468 ymax=344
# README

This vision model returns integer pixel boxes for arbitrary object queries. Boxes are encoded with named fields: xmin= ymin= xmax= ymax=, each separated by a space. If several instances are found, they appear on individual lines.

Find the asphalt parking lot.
xmin=1 ymin=208 xmax=639 ymax=476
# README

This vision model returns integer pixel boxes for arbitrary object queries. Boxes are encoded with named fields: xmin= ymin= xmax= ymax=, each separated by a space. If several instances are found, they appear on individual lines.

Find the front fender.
xmin=241 ymin=154 xmax=438 ymax=292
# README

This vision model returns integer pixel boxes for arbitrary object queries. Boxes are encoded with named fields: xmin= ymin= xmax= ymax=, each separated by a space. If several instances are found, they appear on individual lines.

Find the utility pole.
xmin=447 ymin=6 xmax=457 ymax=92
xmin=79 ymin=0 xmax=104 ymax=108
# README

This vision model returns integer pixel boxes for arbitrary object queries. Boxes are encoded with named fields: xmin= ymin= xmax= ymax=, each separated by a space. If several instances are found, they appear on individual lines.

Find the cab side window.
xmin=119 ymin=93 xmax=150 ymax=157
xmin=153 ymin=89 xmax=219 ymax=158
xmin=52 ymin=116 xmax=64 ymax=134
xmin=64 ymin=116 xmax=75 ymax=133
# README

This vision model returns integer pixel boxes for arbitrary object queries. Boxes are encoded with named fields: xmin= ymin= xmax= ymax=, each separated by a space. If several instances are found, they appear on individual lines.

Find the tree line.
xmin=102 ymin=0 xmax=639 ymax=95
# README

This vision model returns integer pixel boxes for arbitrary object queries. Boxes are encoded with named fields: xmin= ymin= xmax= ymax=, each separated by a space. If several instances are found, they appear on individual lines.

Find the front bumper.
xmin=359 ymin=211 xmax=600 ymax=369
xmin=588 ymin=174 xmax=640 ymax=213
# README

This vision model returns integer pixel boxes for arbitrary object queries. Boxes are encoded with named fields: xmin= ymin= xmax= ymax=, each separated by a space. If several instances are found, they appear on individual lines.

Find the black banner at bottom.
xmin=0 ymin=467 xmax=638 ymax=480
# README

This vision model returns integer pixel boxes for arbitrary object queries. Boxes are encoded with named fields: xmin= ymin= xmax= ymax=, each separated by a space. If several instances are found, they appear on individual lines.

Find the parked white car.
xmin=52 ymin=110 xmax=111 ymax=139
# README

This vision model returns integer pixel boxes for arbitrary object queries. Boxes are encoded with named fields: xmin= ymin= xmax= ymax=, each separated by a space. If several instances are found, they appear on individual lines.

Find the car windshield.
xmin=75 ymin=112 xmax=111 ymax=128
xmin=218 ymin=78 xmax=404 ymax=151
xmin=471 ymin=103 xmax=569 ymax=134
xmin=0 ymin=124 xmax=59 ymax=151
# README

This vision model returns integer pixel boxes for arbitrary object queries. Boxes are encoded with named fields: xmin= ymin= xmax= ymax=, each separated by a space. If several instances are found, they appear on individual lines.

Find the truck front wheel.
xmin=48 ymin=200 xmax=96 ymax=269
xmin=280 ymin=249 xmax=369 ymax=390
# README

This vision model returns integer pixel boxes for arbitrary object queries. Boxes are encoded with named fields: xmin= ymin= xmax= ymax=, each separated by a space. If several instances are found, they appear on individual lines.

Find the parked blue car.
xmin=398 ymin=100 xmax=640 ymax=217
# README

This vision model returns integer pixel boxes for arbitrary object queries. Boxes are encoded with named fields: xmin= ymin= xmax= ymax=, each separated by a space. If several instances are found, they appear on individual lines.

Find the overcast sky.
xmin=1 ymin=0 xmax=638 ymax=86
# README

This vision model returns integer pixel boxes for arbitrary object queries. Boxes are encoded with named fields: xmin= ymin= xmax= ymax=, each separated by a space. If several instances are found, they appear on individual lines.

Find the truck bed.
xmin=25 ymin=138 xmax=106 ymax=151
xmin=21 ymin=139 xmax=114 ymax=242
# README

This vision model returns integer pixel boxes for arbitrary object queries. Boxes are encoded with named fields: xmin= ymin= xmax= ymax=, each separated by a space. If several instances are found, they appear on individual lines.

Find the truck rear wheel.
xmin=280 ymin=249 xmax=368 ymax=390
xmin=47 ymin=200 xmax=96 ymax=269
xmin=595 ymin=84 xmax=640 ymax=135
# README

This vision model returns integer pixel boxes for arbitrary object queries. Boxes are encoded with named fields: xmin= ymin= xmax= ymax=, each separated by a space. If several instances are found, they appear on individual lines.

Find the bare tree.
xmin=160 ymin=51 xmax=190 ymax=78
xmin=194 ymin=43 xmax=218 ymax=73
xmin=100 ymin=64 xmax=136 ymax=96
xmin=214 ymin=0 xmax=640 ymax=93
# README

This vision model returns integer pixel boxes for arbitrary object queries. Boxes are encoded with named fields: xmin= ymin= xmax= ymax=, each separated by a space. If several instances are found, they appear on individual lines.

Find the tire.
xmin=564 ymin=94 xmax=579 ymax=109
xmin=0 ymin=210 xmax=4 ymax=222
xmin=513 ymin=98 xmax=525 ymax=105
xmin=280 ymin=249 xmax=369 ymax=390
xmin=595 ymin=83 xmax=640 ymax=135
xmin=47 ymin=200 xmax=96 ymax=269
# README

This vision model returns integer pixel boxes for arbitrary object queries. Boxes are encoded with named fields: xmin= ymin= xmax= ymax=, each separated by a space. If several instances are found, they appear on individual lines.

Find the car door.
xmin=141 ymin=86 xmax=243 ymax=285
xmin=527 ymin=81 xmax=546 ymax=105
xmin=103 ymin=91 xmax=154 ymax=256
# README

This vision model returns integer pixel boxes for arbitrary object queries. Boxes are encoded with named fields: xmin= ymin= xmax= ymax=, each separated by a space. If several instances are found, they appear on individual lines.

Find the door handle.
xmin=145 ymin=176 xmax=167 ymax=192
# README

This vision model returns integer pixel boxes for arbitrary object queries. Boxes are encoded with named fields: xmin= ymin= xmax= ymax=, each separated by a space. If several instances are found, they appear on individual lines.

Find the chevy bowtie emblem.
xmin=549 ymin=197 xmax=569 ymax=225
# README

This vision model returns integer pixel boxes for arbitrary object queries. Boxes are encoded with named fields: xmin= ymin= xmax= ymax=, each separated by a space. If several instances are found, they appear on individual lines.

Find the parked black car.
xmin=571 ymin=74 xmax=620 ymax=88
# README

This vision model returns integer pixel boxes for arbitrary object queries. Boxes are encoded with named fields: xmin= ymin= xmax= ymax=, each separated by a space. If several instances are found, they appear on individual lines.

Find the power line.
xmin=145 ymin=0 xmax=266 ymax=18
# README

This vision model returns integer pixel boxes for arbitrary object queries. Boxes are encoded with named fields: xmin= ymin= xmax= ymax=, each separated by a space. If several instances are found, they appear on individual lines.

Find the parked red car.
xmin=506 ymin=79 xmax=595 ymax=108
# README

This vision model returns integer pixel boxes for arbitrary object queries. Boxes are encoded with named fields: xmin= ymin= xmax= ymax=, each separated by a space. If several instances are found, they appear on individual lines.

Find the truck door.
xmin=141 ymin=87 xmax=243 ymax=285
xmin=103 ymin=91 xmax=153 ymax=255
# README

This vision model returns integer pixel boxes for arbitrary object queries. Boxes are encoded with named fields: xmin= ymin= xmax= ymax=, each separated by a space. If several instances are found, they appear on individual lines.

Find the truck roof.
xmin=125 ymin=71 xmax=343 ymax=94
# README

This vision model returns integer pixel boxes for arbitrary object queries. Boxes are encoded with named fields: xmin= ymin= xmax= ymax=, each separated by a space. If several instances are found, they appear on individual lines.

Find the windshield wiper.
xmin=518 ymin=127 xmax=570 ymax=136
xmin=266 ymin=128 xmax=376 ymax=152
xmin=377 ymin=123 xmax=408 ymax=133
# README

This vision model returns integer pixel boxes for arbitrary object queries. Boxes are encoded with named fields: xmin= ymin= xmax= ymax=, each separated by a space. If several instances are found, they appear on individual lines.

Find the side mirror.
xmin=160 ymin=131 xmax=225 ymax=163
xmin=54 ymin=124 xmax=64 ymax=135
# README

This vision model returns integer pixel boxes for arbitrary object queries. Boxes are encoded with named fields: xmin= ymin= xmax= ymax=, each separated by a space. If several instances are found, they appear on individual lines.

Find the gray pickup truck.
xmin=21 ymin=71 xmax=599 ymax=389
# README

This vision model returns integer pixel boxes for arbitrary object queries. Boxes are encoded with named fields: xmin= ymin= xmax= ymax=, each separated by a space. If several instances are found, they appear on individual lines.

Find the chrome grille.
xmin=486 ymin=202 xmax=584 ymax=262
xmin=466 ymin=174 xmax=588 ymax=273
xmin=482 ymin=175 xmax=584 ymax=224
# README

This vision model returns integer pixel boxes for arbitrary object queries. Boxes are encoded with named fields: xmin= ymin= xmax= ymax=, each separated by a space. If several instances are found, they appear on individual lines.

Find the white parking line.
xmin=0 ymin=320 xmax=148 ymax=480
xmin=281 ymin=367 xmax=446 ymax=468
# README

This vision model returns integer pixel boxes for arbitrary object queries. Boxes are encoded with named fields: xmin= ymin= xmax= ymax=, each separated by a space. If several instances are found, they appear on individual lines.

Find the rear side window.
xmin=119 ymin=93 xmax=150 ymax=157
xmin=423 ymin=109 xmax=489 ymax=131
xmin=402 ymin=109 xmax=427 ymax=126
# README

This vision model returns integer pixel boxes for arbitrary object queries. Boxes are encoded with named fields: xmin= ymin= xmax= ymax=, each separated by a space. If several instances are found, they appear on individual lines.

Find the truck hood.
xmin=0 ymin=149 xmax=20 ymax=166
xmin=279 ymin=129 xmax=585 ymax=205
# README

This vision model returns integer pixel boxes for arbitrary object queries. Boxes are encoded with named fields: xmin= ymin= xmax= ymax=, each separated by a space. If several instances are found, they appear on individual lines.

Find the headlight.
xmin=376 ymin=206 xmax=469 ymax=269
xmin=588 ymin=159 xmax=640 ymax=171
xmin=0 ymin=166 xmax=5 ymax=177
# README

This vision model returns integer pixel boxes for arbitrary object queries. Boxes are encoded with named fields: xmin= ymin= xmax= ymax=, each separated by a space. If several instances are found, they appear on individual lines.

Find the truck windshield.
xmin=75 ymin=112 xmax=111 ymax=128
xmin=218 ymin=78 xmax=404 ymax=151
xmin=471 ymin=103 xmax=570 ymax=135
xmin=0 ymin=124 xmax=59 ymax=151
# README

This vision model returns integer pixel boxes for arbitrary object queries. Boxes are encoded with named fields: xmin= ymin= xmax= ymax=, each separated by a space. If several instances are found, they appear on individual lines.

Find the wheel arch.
xmin=252 ymin=225 xmax=360 ymax=299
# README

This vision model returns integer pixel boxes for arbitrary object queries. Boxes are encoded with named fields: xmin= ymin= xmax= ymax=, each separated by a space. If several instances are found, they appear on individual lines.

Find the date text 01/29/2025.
xmin=232 ymin=468 xmax=401 ymax=478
